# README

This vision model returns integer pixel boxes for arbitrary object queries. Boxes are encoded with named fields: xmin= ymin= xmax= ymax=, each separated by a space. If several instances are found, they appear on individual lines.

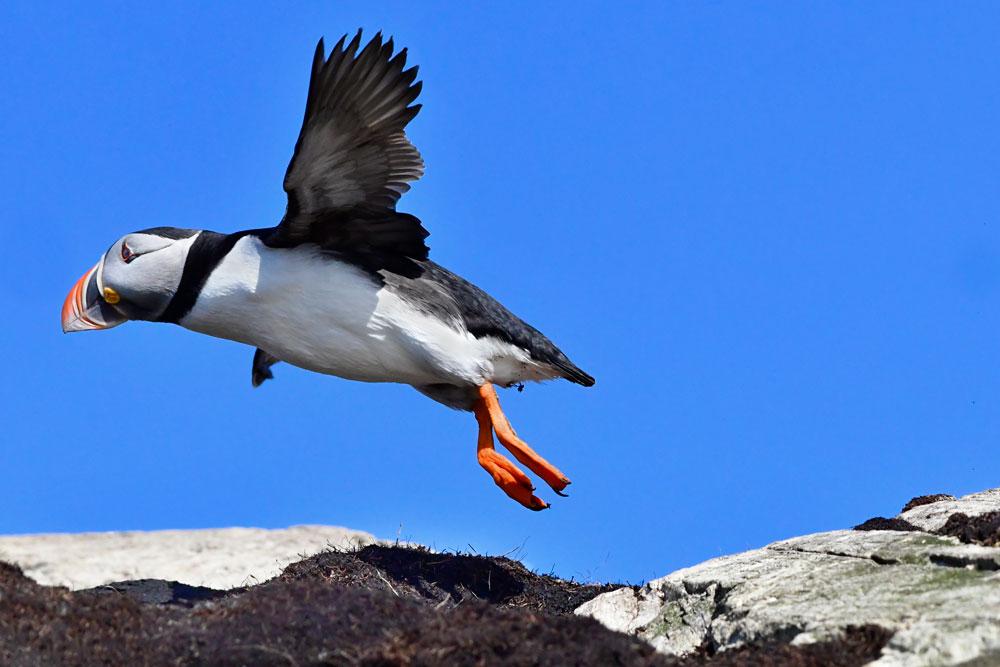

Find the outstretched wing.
xmin=271 ymin=31 xmax=427 ymax=264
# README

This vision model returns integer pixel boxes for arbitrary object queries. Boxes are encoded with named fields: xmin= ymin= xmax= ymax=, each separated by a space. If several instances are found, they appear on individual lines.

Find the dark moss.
xmin=279 ymin=543 xmax=620 ymax=615
xmin=669 ymin=625 xmax=893 ymax=666
xmin=0 ymin=557 xmax=664 ymax=667
xmin=936 ymin=511 xmax=1000 ymax=547
xmin=901 ymin=494 xmax=955 ymax=513
xmin=853 ymin=517 xmax=921 ymax=532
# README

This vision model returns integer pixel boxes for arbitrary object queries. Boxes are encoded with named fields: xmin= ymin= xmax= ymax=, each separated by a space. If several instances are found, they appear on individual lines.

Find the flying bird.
xmin=61 ymin=31 xmax=594 ymax=510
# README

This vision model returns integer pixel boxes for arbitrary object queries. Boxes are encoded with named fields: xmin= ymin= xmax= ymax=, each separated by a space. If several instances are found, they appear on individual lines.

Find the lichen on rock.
xmin=576 ymin=487 xmax=1000 ymax=666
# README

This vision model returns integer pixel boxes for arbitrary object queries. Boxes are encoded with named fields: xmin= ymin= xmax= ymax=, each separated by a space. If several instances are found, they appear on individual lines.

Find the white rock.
xmin=900 ymin=488 xmax=1000 ymax=532
xmin=576 ymin=488 xmax=1000 ymax=666
xmin=0 ymin=525 xmax=376 ymax=590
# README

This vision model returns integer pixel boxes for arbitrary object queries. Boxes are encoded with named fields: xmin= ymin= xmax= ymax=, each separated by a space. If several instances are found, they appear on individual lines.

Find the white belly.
xmin=180 ymin=236 xmax=533 ymax=386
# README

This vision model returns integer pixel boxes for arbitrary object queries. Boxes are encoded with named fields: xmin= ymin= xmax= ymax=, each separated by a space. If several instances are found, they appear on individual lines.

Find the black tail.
xmin=553 ymin=359 xmax=596 ymax=387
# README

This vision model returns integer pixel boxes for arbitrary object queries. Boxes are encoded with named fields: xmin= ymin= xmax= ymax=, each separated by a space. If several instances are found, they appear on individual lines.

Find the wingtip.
xmin=346 ymin=28 xmax=363 ymax=54
xmin=330 ymin=33 xmax=348 ymax=54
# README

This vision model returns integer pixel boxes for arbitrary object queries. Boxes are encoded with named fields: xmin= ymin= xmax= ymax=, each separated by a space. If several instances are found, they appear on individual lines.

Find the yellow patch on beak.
xmin=103 ymin=287 xmax=121 ymax=304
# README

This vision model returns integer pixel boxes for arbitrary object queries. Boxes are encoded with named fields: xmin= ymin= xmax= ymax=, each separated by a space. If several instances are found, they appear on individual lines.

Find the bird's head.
xmin=61 ymin=227 xmax=199 ymax=332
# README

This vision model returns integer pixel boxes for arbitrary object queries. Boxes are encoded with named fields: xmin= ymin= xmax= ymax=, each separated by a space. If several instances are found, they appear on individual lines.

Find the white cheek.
xmin=139 ymin=256 xmax=182 ymax=295
xmin=125 ymin=237 xmax=197 ymax=296
xmin=99 ymin=257 xmax=128 ymax=293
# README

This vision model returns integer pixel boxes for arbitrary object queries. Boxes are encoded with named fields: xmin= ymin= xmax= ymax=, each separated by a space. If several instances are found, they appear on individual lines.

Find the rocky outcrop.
xmin=576 ymin=488 xmax=1000 ymax=666
xmin=3 ymin=492 xmax=998 ymax=665
xmin=0 ymin=525 xmax=376 ymax=589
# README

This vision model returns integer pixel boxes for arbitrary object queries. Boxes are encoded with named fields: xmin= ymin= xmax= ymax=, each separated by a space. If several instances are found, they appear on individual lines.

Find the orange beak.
xmin=61 ymin=262 xmax=127 ymax=333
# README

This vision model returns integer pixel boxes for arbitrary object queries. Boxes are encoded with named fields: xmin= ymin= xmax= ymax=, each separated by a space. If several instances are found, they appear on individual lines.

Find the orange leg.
xmin=474 ymin=401 xmax=548 ymax=510
xmin=475 ymin=383 xmax=572 ymax=497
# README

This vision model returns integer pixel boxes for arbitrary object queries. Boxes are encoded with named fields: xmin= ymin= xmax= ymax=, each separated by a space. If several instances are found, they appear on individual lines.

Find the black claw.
xmin=555 ymin=489 xmax=569 ymax=497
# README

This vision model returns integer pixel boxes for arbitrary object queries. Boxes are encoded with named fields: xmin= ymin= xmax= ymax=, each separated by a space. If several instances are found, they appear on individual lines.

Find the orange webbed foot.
xmin=496 ymin=428 xmax=571 ymax=495
xmin=477 ymin=384 xmax=571 ymax=494
xmin=477 ymin=448 xmax=549 ymax=511
xmin=473 ymin=384 xmax=570 ymax=509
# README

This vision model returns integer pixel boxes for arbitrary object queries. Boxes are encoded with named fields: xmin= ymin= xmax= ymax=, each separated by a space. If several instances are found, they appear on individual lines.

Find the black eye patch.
xmin=121 ymin=242 xmax=137 ymax=263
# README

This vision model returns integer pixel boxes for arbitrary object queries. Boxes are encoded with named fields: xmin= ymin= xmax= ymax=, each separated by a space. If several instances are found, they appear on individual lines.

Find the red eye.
xmin=121 ymin=242 xmax=136 ymax=263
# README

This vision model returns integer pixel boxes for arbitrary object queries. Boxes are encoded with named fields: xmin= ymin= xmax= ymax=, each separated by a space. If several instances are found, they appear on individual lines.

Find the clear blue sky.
xmin=2 ymin=2 xmax=998 ymax=584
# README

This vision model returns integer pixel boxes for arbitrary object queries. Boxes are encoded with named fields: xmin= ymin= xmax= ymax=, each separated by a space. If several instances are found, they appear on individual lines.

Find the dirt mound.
xmin=279 ymin=543 xmax=619 ymax=615
xmin=0 ymin=543 xmax=896 ymax=666
xmin=0 ymin=554 xmax=662 ymax=666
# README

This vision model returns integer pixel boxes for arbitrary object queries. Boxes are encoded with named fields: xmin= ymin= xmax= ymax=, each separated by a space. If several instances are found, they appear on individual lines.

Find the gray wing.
xmin=251 ymin=348 xmax=281 ymax=387
xmin=278 ymin=31 xmax=424 ymax=237
xmin=384 ymin=262 xmax=596 ymax=387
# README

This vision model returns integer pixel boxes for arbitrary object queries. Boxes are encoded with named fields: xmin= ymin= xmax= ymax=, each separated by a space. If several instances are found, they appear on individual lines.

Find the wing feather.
xmin=267 ymin=31 xmax=429 ymax=272
xmin=280 ymin=30 xmax=424 ymax=227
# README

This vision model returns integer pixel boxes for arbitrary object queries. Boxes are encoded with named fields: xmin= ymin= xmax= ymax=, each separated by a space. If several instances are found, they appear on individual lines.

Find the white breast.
xmin=180 ymin=236 xmax=538 ymax=386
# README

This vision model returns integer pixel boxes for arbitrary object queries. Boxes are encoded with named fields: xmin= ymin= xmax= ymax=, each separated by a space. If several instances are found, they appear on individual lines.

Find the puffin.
xmin=61 ymin=31 xmax=594 ymax=510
